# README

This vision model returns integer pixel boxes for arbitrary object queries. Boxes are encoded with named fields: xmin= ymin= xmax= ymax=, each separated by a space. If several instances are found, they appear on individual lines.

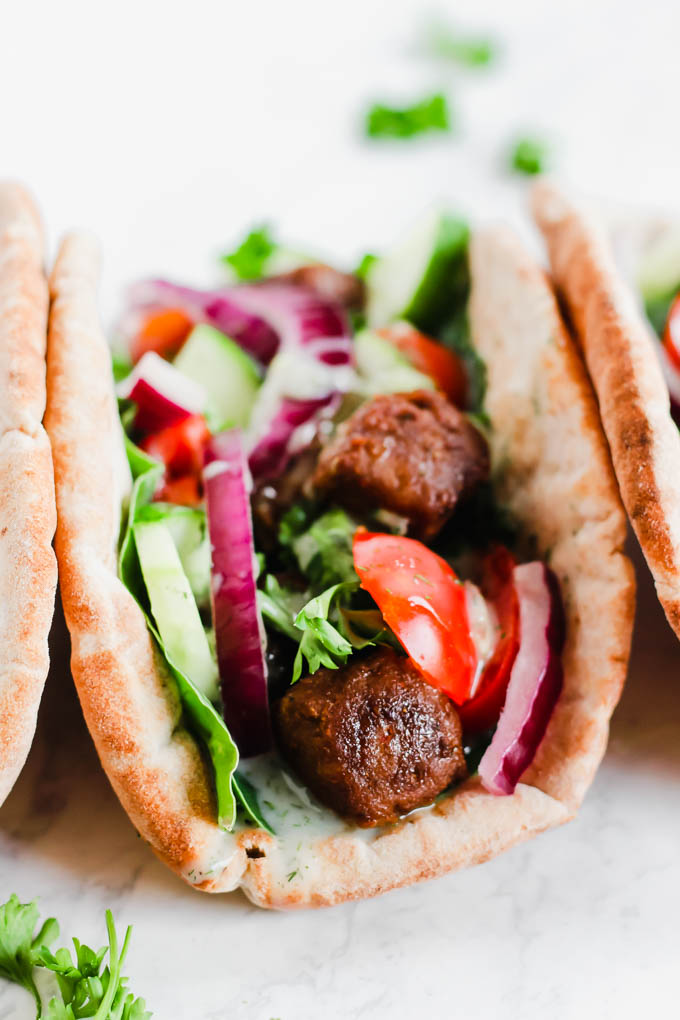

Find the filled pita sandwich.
xmin=45 ymin=210 xmax=634 ymax=908
xmin=533 ymin=180 xmax=680 ymax=640
xmin=0 ymin=182 xmax=57 ymax=806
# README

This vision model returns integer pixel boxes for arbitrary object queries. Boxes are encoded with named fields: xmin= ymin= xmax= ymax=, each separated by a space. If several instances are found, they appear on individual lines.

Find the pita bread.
xmin=532 ymin=180 xmax=680 ymax=639
xmin=45 ymin=226 xmax=634 ymax=908
xmin=0 ymin=182 xmax=57 ymax=806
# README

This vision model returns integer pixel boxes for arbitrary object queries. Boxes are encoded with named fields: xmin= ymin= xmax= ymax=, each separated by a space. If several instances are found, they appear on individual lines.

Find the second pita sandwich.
xmin=46 ymin=211 xmax=634 ymax=908
xmin=533 ymin=179 xmax=680 ymax=640
xmin=0 ymin=182 xmax=57 ymax=806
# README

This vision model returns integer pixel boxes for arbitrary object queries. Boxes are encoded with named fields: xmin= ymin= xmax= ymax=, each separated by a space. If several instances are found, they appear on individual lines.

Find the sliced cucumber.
xmin=136 ymin=503 xmax=211 ymax=609
xmin=133 ymin=519 xmax=219 ymax=701
xmin=366 ymin=211 xmax=469 ymax=333
xmin=637 ymin=226 xmax=680 ymax=335
xmin=173 ymin=324 xmax=261 ymax=431
xmin=354 ymin=328 xmax=435 ymax=394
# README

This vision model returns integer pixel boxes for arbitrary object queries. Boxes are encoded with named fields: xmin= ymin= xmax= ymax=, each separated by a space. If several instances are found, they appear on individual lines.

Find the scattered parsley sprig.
xmin=365 ymin=93 xmax=452 ymax=140
xmin=0 ymin=894 xmax=150 ymax=1019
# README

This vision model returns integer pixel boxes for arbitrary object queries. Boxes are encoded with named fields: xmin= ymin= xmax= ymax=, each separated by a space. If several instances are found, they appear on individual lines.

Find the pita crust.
xmin=532 ymin=179 xmax=680 ymax=639
xmin=46 ymin=227 xmax=633 ymax=908
xmin=0 ymin=182 xmax=57 ymax=805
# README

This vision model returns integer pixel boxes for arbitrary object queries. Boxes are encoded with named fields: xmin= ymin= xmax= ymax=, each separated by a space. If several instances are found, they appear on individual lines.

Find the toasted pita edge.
xmin=45 ymin=226 xmax=633 ymax=909
xmin=0 ymin=182 xmax=57 ymax=806
xmin=532 ymin=178 xmax=680 ymax=637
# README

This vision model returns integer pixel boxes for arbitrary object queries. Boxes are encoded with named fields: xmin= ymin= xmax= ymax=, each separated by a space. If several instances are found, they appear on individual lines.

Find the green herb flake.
xmin=413 ymin=573 xmax=433 ymax=586
xmin=422 ymin=21 xmax=497 ymax=67
xmin=365 ymin=93 xmax=452 ymax=141
xmin=221 ymin=224 xmax=277 ymax=281
xmin=287 ymin=871 xmax=298 ymax=883
xmin=509 ymin=136 xmax=550 ymax=176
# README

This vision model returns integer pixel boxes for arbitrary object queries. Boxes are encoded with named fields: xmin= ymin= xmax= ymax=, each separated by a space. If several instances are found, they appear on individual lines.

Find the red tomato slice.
xmin=157 ymin=473 xmax=203 ymax=507
xmin=664 ymin=294 xmax=680 ymax=372
xmin=378 ymin=323 xmax=467 ymax=406
xmin=458 ymin=547 xmax=520 ymax=733
xmin=131 ymin=307 xmax=194 ymax=364
xmin=353 ymin=531 xmax=477 ymax=704
xmin=141 ymin=414 xmax=210 ymax=479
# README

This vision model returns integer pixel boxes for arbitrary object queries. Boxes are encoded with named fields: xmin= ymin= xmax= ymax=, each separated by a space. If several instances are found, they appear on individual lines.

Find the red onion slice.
xmin=203 ymin=429 xmax=271 ymax=756
xmin=123 ymin=278 xmax=349 ymax=367
xmin=478 ymin=561 xmax=565 ymax=796
xmin=117 ymin=351 xmax=207 ymax=433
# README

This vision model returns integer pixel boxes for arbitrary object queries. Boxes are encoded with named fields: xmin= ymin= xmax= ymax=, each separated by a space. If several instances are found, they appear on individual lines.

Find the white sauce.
xmin=464 ymin=581 xmax=499 ymax=699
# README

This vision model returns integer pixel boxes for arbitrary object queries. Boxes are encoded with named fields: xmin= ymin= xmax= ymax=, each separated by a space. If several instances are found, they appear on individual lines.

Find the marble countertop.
xmin=1 ymin=541 xmax=678 ymax=1020
xmin=3 ymin=0 xmax=680 ymax=1015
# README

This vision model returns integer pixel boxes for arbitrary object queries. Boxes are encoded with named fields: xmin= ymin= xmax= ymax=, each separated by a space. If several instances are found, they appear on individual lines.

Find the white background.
xmin=2 ymin=1 xmax=680 ymax=1017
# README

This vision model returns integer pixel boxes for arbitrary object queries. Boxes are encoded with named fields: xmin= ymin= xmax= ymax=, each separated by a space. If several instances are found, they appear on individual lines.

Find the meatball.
xmin=312 ymin=390 xmax=489 ymax=540
xmin=273 ymin=263 xmax=365 ymax=311
xmin=273 ymin=647 xmax=467 ymax=827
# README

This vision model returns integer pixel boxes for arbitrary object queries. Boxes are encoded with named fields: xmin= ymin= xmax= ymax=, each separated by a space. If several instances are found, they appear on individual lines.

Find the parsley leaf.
xmin=422 ymin=21 xmax=497 ymax=67
xmin=257 ymin=574 xmax=308 ymax=642
xmin=0 ymin=895 xmax=59 ymax=1015
xmin=290 ymin=508 xmax=359 ymax=589
xmin=0 ymin=896 xmax=150 ymax=1020
xmin=221 ymin=225 xmax=277 ymax=281
xmin=365 ymin=93 xmax=452 ymax=140
xmin=292 ymin=583 xmax=356 ymax=682
xmin=509 ymin=136 xmax=550 ymax=176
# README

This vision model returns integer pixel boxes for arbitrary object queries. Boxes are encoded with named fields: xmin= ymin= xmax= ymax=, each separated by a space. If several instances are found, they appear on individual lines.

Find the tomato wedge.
xmin=378 ymin=323 xmax=467 ymax=406
xmin=157 ymin=473 xmax=203 ymax=507
xmin=131 ymin=307 xmax=194 ymax=364
xmin=353 ymin=531 xmax=476 ymax=703
xmin=458 ymin=547 xmax=520 ymax=733
xmin=141 ymin=414 xmax=210 ymax=479
xmin=663 ymin=294 xmax=680 ymax=372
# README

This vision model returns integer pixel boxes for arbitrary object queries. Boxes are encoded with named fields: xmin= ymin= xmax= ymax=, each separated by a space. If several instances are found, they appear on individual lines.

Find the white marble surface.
xmin=3 ymin=0 xmax=680 ymax=1016
xmin=1 ymin=544 xmax=679 ymax=1020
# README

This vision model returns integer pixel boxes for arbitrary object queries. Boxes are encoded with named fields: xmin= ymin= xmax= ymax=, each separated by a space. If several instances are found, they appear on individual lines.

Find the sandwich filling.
xmin=113 ymin=214 xmax=565 ymax=836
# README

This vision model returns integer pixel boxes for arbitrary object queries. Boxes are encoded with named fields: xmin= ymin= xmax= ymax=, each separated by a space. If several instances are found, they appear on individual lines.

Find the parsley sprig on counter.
xmin=365 ymin=93 xmax=452 ymax=140
xmin=0 ymin=894 xmax=150 ymax=1019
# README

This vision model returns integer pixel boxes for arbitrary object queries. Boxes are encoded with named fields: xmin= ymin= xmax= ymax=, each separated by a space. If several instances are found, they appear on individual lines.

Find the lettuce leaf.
xmin=118 ymin=441 xmax=243 ymax=831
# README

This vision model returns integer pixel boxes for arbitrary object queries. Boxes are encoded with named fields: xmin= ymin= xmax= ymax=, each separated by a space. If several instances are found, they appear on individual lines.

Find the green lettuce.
xmin=118 ymin=441 xmax=272 ymax=832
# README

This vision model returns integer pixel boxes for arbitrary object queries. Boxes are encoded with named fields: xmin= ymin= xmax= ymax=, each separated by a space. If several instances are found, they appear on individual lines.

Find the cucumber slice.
xmin=136 ymin=503 xmax=211 ymax=609
xmin=134 ymin=519 xmax=219 ymax=701
xmin=366 ymin=211 xmax=469 ymax=333
xmin=173 ymin=323 xmax=261 ymax=430
xmin=354 ymin=328 xmax=435 ymax=394
xmin=637 ymin=227 xmax=680 ymax=335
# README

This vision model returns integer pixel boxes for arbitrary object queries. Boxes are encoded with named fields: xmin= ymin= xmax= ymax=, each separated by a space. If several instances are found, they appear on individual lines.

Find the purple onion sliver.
xmin=478 ymin=562 xmax=565 ymax=796
xmin=203 ymin=429 xmax=271 ymax=756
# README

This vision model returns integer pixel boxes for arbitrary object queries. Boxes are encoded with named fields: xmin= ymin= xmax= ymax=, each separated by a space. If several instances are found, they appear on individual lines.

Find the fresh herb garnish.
xmin=509 ymin=136 xmax=550 ymax=176
xmin=289 ymin=508 xmax=359 ymax=589
xmin=365 ymin=93 xmax=452 ymax=140
xmin=0 ymin=895 xmax=149 ymax=1019
xmin=292 ymin=583 xmax=356 ymax=683
xmin=221 ymin=224 xmax=277 ymax=281
xmin=421 ymin=20 xmax=497 ymax=67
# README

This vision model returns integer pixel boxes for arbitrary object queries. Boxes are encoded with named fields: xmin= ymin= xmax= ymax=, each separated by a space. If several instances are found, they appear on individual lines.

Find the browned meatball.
xmin=273 ymin=647 xmax=467 ymax=827
xmin=272 ymin=263 xmax=365 ymax=311
xmin=312 ymin=390 xmax=489 ymax=540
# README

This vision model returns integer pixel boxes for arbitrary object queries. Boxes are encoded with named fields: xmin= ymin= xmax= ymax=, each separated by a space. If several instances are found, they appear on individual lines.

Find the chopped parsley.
xmin=509 ymin=136 xmax=550 ymax=176
xmin=221 ymin=224 xmax=277 ymax=281
xmin=422 ymin=21 xmax=497 ymax=67
xmin=364 ymin=93 xmax=452 ymax=140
